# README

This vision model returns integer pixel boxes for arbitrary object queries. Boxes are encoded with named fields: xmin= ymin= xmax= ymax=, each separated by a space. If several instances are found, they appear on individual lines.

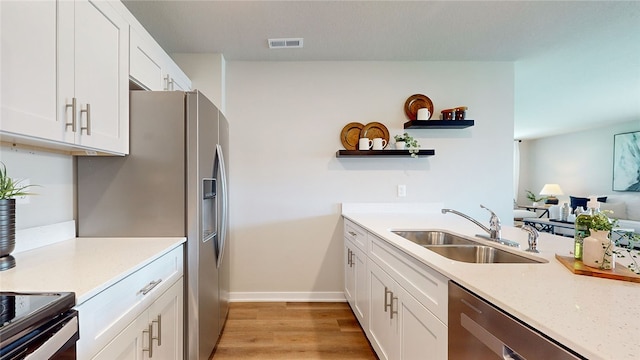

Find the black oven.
xmin=0 ymin=292 xmax=79 ymax=360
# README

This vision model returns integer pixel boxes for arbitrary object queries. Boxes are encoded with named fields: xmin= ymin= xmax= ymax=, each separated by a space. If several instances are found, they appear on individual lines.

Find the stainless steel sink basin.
xmin=391 ymin=230 xmax=478 ymax=246
xmin=392 ymin=230 xmax=546 ymax=264
xmin=425 ymin=245 xmax=545 ymax=264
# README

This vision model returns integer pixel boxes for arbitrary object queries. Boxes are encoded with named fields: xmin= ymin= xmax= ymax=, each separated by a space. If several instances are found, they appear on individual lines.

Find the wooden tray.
xmin=555 ymin=254 xmax=640 ymax=283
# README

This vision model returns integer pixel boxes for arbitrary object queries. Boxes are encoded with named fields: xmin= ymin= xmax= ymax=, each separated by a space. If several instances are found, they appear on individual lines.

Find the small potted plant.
xmin=525 ymin=190 xmax=545 ymax=206
xmin=393 ymin=132 xmax=420 ymax=158
xmin=581 ymin=210 xmax=618 ymax=270
xmin=0 ymin=162 xmax=36 ymax=271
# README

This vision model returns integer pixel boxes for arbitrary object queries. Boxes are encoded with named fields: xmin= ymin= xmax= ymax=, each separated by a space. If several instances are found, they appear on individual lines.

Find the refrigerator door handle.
xmin=216 ymin=144 xmax=229 ymax=269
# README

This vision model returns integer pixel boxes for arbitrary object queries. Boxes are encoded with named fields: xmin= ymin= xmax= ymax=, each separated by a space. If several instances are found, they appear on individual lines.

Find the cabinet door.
xmin=344 ymin=243 xmax=355 ymax=304
xmin=0 ymin=1 xmax=59 ymax=139
xmin=352 ymin=245 xmax=368 ymax=326
xmin=130 ymin=30 xmax=164 ymax=91
xmin=368 ymin=261 xmax=397 ymax=360
xmin=148 ymin=278 xmax=184 ymax=359
xmin=72 ymin=0 xmax=129 ymax=153
xmin=396 ymin=285 xmax=447 ymax=360
xmin=92 ymin=313 xmax=150 ymax=360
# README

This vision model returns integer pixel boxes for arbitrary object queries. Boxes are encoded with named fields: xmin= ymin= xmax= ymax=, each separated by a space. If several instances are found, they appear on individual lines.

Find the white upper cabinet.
xmin=59 ymin=0 xmax=129 ymax=154
xmin=1 ymin=0 xmax=129 ymax=155
xmin=1 ymin=1 xmax=59 ymax=140
xmin=127 ymin=18 xmax=191 ymax=92
xmin=130 ymin=30 xmax=165 ymax=91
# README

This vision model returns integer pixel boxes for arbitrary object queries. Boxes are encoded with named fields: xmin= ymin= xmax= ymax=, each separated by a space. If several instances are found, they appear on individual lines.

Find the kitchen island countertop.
xmin=0 ymin=237 xmax=185 ymax=305
xmin=343 ymin=206 xmax=640 ymax=360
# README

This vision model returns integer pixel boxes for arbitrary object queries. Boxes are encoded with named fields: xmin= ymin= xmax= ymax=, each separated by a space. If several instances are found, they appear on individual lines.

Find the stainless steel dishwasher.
xmin=448 ymin=281 xmax=585 ymax=359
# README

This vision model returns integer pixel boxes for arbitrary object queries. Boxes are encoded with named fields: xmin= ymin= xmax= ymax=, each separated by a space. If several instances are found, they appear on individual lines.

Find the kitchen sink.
xmin=392 ymin=230 xmax=546 ymax=264
xmin=391 ymin=230 xmax=478 ymax=246
xmin=425 ymin=245 xmax=545 ymax=264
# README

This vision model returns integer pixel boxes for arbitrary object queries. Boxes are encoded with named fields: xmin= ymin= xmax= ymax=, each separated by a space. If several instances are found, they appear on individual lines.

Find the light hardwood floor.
xmin=210 ymin=302 xmax=378 ymax=360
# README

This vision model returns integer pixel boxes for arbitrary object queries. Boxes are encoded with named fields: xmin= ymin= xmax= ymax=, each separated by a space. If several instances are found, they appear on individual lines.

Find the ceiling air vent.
xmin=268 ymin=38 xmax=304 ymax=49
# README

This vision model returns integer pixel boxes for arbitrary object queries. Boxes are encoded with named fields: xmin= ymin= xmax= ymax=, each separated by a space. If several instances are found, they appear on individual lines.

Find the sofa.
xmin=598 ymin=194 xmax=640 ymax=234
xmin=548 ymin=194 xmax=640 ymax=239
xmin=514 ymin=194 xmax=640 ymax=235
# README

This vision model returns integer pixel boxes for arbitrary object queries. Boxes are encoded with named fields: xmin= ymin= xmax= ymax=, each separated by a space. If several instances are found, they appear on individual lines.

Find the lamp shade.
xmin=539 ymin=184 xmax=564 ymax=196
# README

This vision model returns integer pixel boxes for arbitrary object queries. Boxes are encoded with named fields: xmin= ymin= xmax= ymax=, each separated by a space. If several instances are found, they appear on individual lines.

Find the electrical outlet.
xmin=397 ymin=184 xmax=406 ymax=197
xmin=15 ymin=179 xmax=30 ymax=204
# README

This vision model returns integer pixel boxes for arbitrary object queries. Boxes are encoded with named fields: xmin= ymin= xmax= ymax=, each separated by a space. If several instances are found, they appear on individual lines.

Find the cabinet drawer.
xmin=344 ymin=219 xmax=368 ymax=251
xmin=369 ymin=234 xmax=448 ymax=324
xmin=76 ymin=245 xmax=184 ymax=359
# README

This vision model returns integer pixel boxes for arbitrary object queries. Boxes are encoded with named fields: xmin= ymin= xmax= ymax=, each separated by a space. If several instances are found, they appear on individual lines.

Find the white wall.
xmin=517 ymin=120 xmax=640 ymax=204
xmin=0 ymin=145 xmax=74 ymax=229
xmin=225 ymin=61 xmax=515 ymax=297
xmin=172 ymin=53 xmax=226 ymax=113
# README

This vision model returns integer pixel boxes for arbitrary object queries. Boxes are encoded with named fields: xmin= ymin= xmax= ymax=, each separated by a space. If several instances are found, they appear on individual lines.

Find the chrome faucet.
xmin=441 ymin=205 xmax=501 ymax=239
xmin=441 ymin=205 xmax=519 ymax=248
xmin=521 ymin=225 xmax=540 ymax=253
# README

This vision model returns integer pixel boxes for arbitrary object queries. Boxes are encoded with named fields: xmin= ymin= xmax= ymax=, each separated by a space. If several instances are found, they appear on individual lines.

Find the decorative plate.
xmin=340 ymin=122 xmax=365 ymax=150
xmin=404 ymin=94 xmax=434 ymax=120
xmin=361 ymin=122 xmax=390 ymax=146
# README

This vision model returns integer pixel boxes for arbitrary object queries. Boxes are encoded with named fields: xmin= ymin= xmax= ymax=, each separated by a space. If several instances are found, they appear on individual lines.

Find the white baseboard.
xmin=229 ymin=291 xmax=346 ymax=302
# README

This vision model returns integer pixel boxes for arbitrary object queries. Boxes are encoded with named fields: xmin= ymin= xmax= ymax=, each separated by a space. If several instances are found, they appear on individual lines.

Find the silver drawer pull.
xmin=348 ymin=231 xmax=357 ymax=237
xmin=152 ymin=315 xmax=162 ymax=346
xmin=80 ymin=103 xmax=91 ymax=135
xmin=138 ymin=279 xmax=163 ymax=296
xmin=143 ymin=323 xmax=154 ymax=357
xmin=390 ymin=295 xmax=398 ymax=319
xmin=384 ymin=286 xmax=392 ymax=312
xmin=65 ymin=98 xmax=77 ymax=132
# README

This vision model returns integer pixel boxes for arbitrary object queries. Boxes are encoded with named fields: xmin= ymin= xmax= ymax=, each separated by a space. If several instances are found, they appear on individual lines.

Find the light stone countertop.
xmin=343 ymin=206 xmax=640 ymax=360
xmin=0 ymin=237 xmax=186 ymax=305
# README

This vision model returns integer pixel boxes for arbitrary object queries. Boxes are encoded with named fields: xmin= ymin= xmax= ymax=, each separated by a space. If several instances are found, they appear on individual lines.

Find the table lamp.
xmin=539 ymin=184 xmax=563 ymax=205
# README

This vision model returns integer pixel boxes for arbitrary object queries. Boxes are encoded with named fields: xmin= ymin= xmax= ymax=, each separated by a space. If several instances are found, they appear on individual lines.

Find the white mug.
xmin=372 ymin=138 xmax=387 ymax=150
xmin=359 ymin=137 xmax=373 ymax=150
xmin=417 ymin=108 xmax=431 ymax=120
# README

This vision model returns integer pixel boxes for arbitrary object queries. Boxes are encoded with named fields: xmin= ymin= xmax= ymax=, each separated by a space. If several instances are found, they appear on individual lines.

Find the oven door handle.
xmin=24 ymin=315 xmax=78 ymax=359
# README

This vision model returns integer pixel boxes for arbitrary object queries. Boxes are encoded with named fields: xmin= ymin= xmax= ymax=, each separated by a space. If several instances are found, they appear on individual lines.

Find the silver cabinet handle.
xmin=348 ymin=231 xmax=357 ymax=237
xmin=152 ymin=315 xmax=162 ymax=346
xmin=80 ymin=103 xmax=91 ymax=135
xmin=137 ymin=279 xmax=162 ymax=296
xmin=349 ymin=250 xmax=354 ymax=268
xmin=390 ymin=294 xmax=398 ymax=319
xmin=384 ymin=286 xmax=392 ymax=313
xmin=143 ymin=323 xmax=154 ymax=357
xmin=65 ymin=98 xmax=77 ymax=132
xmin=164 ymin=75 xmax=170 ymax=90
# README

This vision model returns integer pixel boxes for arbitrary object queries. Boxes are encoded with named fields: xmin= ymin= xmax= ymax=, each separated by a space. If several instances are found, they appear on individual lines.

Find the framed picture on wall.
xmin=613 ymin=131 xmax=640 ymax=192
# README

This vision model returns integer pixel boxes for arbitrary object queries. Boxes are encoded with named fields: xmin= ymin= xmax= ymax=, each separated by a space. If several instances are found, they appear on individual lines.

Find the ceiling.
xmin=122 ymin=0 xmax=640 ymax=139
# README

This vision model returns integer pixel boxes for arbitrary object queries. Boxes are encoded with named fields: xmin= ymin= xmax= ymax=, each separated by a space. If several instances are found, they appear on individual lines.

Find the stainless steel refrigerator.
xmin=76 ymin=90 xmax=229 ymax=360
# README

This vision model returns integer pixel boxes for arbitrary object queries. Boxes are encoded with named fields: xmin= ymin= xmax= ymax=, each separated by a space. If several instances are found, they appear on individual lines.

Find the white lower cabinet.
xmin=93 ymin=278 xmax=184 ymax=360
xmin=345 ymin=239 xmax=368 ymax=326
xmin=368 ymin=260 xmax=397 ymax=360
xmin=395 ymin=279 xmax=447 ymax=360
xmin=344 ymin=219 xmax=448 ymax=360
xmin=76 ymin=245 xmax=184 ymax=359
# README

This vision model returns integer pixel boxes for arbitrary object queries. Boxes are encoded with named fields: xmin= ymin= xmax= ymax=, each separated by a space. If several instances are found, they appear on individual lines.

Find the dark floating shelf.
xmin=404 ymin=120 xmax=474 ymax=129
xmin=336 ymin=149 xmax=435 ymax=158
